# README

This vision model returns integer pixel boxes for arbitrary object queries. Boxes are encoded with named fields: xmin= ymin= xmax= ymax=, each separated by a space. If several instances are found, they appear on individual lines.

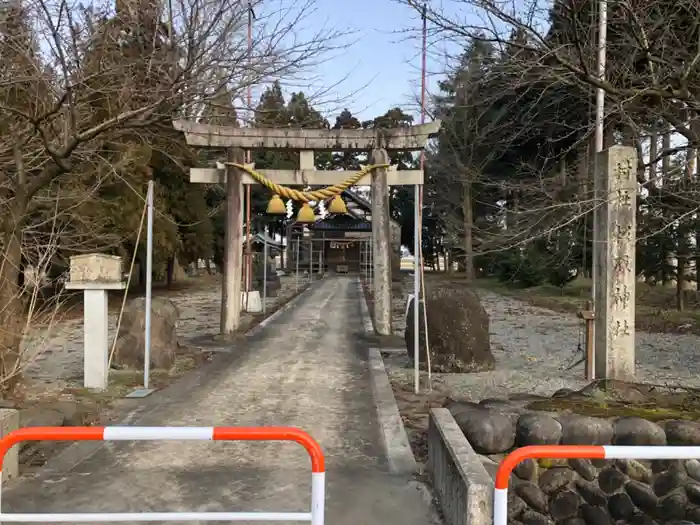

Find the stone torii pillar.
xmin=371 ymin=147 xmax=392 ymax=334
xmin=221 ymin=148 xmax=245 ymax=334
xmin=593 ymin=145 xmax=637 ymax=379
xmin=172 ymin=120 xmax=441 ymax=337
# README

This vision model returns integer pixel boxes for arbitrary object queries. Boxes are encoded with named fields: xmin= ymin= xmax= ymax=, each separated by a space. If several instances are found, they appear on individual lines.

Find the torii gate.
xmin=172 ymin=120 xmax=441 ymax=337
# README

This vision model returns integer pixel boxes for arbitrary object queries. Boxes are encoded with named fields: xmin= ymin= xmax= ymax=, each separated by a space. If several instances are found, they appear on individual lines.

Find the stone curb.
xmin=357 ymin=277 xmax=417 ymax=476
xmin=369 ymin=348 xmax=418 ymax=475
xmin=357 ymin=276 xmax=375 ymax=334
xmin=7 ymin=281 xmax=320 ymax=488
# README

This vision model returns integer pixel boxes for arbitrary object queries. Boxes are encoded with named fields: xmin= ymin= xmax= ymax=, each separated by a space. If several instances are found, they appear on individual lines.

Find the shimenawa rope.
xmin=225 ymin=163 xmax=389 ymax=202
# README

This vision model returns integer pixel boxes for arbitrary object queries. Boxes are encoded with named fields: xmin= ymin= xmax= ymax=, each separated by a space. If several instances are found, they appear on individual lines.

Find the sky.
xmin=267 ymin=0 xmax=447 ymax=124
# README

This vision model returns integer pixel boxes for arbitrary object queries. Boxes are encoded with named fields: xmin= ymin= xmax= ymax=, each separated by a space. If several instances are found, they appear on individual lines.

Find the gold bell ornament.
xmin=266 ymin=194 xmax=287 ymax=215
xmin=327 ymin=194 xmax=348 ymax=214
xmin=296 ymin=202 xmax=316 ymax=223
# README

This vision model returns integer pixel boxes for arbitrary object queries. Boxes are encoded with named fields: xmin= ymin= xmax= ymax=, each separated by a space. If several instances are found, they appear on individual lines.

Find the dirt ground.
xmin=477 ymin=276 xmax=700 ymax=336
xmin=366 ymin=271 xmax=700 ymax=466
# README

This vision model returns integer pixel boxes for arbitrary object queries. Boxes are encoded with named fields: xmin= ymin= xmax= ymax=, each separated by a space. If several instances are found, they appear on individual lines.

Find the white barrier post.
xmin=0 ymin=426 xmax=326 ymax=525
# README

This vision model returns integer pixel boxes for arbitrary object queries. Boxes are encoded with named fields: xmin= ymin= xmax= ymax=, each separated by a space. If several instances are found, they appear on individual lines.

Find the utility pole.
xmin=412 ymin=1 xmax=428 ymax=394
xmin=244 ymin=2 xmax=255 ymax=298
xmin=590 ymin=0 xmax=607 ymax=378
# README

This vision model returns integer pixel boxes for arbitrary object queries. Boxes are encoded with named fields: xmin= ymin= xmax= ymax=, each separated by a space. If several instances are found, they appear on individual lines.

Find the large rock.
xmin=405 ymin=284 xmax=494 ymax=373
xmin=112 ymin=297 xmax=180 ymax=370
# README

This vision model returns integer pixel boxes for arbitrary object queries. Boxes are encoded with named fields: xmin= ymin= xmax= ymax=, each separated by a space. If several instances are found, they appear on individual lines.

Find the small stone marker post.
xmin=65 ymin=254 xmax=126 ymax=390
xmin=593 ymin=145 xmax=637 ymax=379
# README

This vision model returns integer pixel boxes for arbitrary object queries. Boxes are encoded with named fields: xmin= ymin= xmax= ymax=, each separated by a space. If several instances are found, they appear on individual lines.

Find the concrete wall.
xmin=428 ymin=409 xmax=493 ymax=525
xmin=0 ymin=409 xmax=19 ymax=480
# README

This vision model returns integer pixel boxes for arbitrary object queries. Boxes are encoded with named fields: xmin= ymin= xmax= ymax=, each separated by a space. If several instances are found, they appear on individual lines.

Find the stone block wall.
xmin=451 ymin=398 xmax=700 ymax=525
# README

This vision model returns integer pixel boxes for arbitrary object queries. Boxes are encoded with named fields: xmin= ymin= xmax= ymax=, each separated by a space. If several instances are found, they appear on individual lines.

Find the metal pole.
xmin=144 ymin=180 xmax=154 ymax=390
xmin=309 ymin=239 xmax=313 ymax=282
xmin=367 ymin=240 xmax=370 ymax=282
xmin=263 ymin=236 xmax=268 ymax=316
xmin=318 ymin=241 xmax=322 ymax=275
xmin=413 ymin=193 xmax=421 ymax=395
xmin=361 ymin=240 xmax=364 ymax=279
xmin=244 ymin=2 xmax=254 ymax=295
xmin=590 ymin=0 xmax=607 ymax=379
xmin=411 ymin=2 xmax=428 ymax=395
xmin=370 ymin=239 xmax=373 ymax=287
xmin=295 ymin=237 xmax=300 ymax=292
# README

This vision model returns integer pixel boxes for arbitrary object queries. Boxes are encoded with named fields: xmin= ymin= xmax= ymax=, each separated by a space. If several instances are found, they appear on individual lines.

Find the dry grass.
xmin=391 ymin=378 xmax=448 ymax=465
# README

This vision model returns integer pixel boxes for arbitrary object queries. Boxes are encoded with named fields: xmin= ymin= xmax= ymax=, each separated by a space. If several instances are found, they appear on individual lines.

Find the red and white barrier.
xmin=494 ymin=444 xmax=700 ymax=525
xmin=0 ymin=426 xmax=325 ymax=524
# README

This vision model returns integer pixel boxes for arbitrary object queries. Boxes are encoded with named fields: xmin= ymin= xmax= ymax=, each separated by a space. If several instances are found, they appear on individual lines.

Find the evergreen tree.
xmin=328 ymin=109 xmax=362 ymax=171
xmin=250 ymin=83 xmax=329 ymax=236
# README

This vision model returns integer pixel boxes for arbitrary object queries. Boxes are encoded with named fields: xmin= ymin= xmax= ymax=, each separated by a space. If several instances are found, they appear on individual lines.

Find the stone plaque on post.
xmin=69 ymin=254 xmax=123 ymax=283
xmin=66 ymin=253 xmax=126 ymax=390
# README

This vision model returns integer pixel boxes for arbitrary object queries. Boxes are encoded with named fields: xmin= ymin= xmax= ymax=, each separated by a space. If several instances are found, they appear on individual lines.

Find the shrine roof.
xmin=309 ymin=214 xmax=371 ymax=231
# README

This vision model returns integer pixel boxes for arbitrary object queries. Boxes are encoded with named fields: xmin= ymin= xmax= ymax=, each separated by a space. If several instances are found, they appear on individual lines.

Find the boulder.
xmin=405 ymin=284 xmax=494 ymax=373
xmin=112 ymin=297 xmax=180 ymax=370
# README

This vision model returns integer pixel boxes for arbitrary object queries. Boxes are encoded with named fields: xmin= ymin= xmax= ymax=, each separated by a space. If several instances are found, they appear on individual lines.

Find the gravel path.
xmin=386 ymin=281 xmax=700 ymax=402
